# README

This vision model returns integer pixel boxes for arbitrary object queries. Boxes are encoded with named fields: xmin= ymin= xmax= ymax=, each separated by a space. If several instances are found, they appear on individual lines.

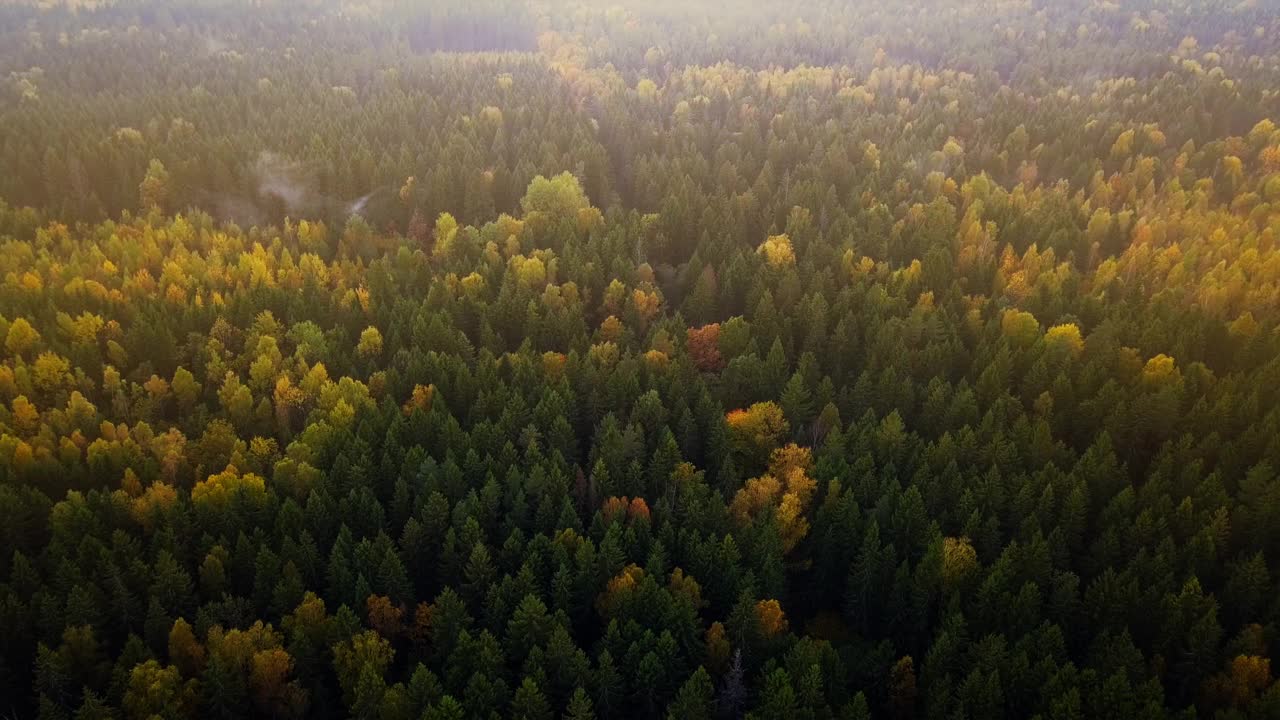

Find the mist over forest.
xmin=2 ymin=1 xmax=1280 ymax=719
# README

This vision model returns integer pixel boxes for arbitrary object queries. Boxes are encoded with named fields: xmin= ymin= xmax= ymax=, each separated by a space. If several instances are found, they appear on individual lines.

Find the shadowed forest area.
xmin=3 ymin=0 xmax=1280 ymax=718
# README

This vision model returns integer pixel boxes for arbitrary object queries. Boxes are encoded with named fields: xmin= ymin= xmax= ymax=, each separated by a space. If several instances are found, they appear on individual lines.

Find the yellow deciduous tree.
xmin=729 ymin=443 xmax=816 ymax=552
xmin=1142 ymin=353 xmax=1179 ymax=387
xmin=250 ymin=647 xmax=306 ymax=717
xmin=1001 ymin=309 xmax=1040 ymax=348
xmin=32 ymin=352 xmax=71 ymax=395
xmin=729 ymin=474 xmax=783 ymax=525
xmin=433 ymin=212 xmax=459 ymax=260
xmin=192 ymin=466 xmax=267 ymax=509
xmin=757 ymin=234 xmax=796 ymax=268
xmin=941 ymin=536 xmax=977 ymax=591
xmin=10 ymin=395 xmax=39 ymax=434
xmin=1044 ymin=323 xmax=1084 ymax=359
xmin=357 ymin=326 xmax=383 ymax=358
xmin=726 ymin=401 xmax=789 ymax=463
xmin=4 ymin=317 xmax=40 ymax=357
xmin=131 ymin=481 xmax=178 ymax=530
xmin=516 ymin=256 xmax=547 ymax=289
xmin=596 ymin=564 xmax=645 ymax=617
xmin=1203 ymin=655 xmax=1274 ymax=709
xmin=631 ymin=288 xmax=661 ymax=328
xmin=123 ymin=660 xmax=196 ymax=719
xmin=755 ymin=599 xmax=788 ymax=638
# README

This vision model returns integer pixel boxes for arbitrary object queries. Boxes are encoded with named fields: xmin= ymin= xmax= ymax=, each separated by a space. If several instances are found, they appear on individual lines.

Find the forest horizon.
xmin=3 ymin=1 xmax=1280 ymax=719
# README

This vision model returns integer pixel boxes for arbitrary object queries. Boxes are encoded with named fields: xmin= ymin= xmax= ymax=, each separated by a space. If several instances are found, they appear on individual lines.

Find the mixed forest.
xmin=3 ymin=0 xmax=1280 ymax=718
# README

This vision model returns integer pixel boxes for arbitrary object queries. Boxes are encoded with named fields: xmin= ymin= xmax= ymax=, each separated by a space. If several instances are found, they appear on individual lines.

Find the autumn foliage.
xmin=730 ymin=443 xmax=816 ymax=552
xmin=726 ymin=401 xmax=789 ymax=467
xmin=3 ymin=2 xmax=1280 ymax=719
xmin=687 ymin=323 xmax=725 ymax=372
xmin=601 ymin=495 xmax=651 ymax=525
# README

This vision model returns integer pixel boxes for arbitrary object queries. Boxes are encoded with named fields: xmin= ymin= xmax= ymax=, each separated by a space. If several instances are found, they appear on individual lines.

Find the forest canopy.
xmin=3 ymin=0 xmax=1280 ymax=719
